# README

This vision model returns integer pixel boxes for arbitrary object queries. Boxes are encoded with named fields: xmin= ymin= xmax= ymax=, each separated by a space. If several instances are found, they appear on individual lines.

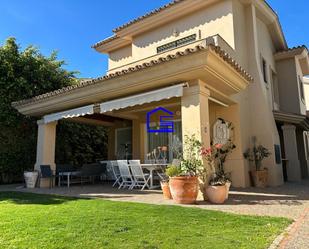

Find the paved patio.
xmin=1 ymin=180 xmax=309 ymax=248
xmin=1 ymin=180 xmax=308 ymax=219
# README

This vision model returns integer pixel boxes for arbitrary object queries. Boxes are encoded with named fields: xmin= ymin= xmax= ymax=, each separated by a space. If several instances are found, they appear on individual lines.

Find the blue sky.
xmin=1 ymin=0 xmax=308 ymax=78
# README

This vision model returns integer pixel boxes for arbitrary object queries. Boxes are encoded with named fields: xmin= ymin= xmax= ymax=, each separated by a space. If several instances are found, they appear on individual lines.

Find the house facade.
xmin=13 ymin=0 xmax=309 ymax=187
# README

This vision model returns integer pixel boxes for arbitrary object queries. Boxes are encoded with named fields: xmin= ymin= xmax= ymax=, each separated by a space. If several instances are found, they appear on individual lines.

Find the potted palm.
xmin=166 ymin=135 xmax=203 ymax=204
xmin=201 ymin=141 xmax=236 ymax=204
xmin=244 ymin=137 xmax=271 ymax=188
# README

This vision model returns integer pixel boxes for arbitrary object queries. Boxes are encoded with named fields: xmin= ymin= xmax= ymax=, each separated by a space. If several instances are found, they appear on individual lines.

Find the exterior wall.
xmin=230 ymin=2 xmax=284 ymax=186
xmin=209 ymin=102 xmax=250 ymax=187
xmin=276 ymin=58 xmax=306 ymax=115
xmin=256 ymin=17 xmax=277 ymax=111
xmin=295 ymin=59 xmax=307 ymax=115
xmin=276 ymin=59 xmax=299 ymax=113
xmin=108 ymin=0 xmax=234 ymax=72
xmin=232 ymin=0 xmax=248 ymax=70
xmin=108 ymin=45 xmax=133 ymax=71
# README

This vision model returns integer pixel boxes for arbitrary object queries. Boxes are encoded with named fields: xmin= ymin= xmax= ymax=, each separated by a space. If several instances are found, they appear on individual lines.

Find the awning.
xmin=100 ymin=84 xmax=185 ymax=113
xmin=43 ymin=104 xmax=94 ymax=124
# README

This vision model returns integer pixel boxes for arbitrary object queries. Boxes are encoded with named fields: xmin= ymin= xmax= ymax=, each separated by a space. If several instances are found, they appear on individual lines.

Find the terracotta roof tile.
xmin=112 ymin=0 xmax=185 ymax=33
xmin=12 ymin=44 xmax=253 ymax=108
xmin=276 ymin=45 xmax=308 ymax=55
xmin=92 ymin=35 xmax=119 ymax=49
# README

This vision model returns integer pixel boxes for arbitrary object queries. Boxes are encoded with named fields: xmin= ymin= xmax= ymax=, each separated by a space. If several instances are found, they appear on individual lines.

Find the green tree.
xmin=0 ymin=37 xmax=107 ymax=183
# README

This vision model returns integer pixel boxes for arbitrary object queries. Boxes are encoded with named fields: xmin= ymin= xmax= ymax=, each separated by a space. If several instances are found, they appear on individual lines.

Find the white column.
xmin=282 ymin=124 xmax=301 ymax=181
xmin=34 ymin=120 xmax=57 ymax=187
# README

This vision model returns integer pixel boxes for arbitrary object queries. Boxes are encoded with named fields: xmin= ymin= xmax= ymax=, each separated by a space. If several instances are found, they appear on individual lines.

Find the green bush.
xmin=0 ymin=38 xmax=107 ymax=183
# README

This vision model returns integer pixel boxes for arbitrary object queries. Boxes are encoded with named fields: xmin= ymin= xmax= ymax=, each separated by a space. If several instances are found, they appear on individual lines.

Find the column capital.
xmin=185 ymin=79 xmax=210 ymax=97
xmin=37 ymin=119 xmax=58 ymax=126
xmin=281 ymin=124 xmax=296 ymax=131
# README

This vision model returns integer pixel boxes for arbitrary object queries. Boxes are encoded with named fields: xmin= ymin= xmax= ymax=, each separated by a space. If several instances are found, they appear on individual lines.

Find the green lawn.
xmin=0 ymin=192 xmax=290 ymax=249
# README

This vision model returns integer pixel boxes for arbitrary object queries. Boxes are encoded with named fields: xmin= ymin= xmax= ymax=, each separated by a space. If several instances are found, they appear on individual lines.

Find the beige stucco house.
xmin=12 ymin=0 xmax=309 ymax=187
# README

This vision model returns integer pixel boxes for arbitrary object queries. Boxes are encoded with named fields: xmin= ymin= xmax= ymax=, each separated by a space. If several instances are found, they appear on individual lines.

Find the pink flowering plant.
xmin=201 ymin=141 xmax=236 ymax=186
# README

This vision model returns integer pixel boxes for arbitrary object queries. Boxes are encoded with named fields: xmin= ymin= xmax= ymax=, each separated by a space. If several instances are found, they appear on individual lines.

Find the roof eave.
xmin=12 ymin=44 xmax=252 ymax=116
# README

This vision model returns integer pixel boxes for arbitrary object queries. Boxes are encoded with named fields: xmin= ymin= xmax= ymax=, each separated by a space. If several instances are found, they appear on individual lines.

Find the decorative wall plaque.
xmin=213 ymin=118 xmax=231 ymax=145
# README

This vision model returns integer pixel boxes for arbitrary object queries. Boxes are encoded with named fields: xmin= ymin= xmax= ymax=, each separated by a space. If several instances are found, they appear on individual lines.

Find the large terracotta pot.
xmin=160 ymin=181 xmax=172 ymax=200
xmin=169 ymin=176 xmax=199 ymax=204
xmin=250 ymin=169 xmax=268 ymax=187
xmin=206 ymin=185 xmax=227 ymax=204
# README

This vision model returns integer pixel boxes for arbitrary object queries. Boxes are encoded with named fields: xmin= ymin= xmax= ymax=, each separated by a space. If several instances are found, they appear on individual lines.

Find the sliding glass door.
xmin=115 ymin=127 xmax=132 ymax=160
xmin=146 ymin=121 xmax=182 ymax=162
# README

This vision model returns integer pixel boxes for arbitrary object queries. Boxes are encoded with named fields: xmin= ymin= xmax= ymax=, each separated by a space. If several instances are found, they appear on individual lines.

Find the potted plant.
xmin=201 ymin=141 xmax=236 ymax=204
xmin=160 ymin=164 xmax=178 ymax=200
xmin=160 ymin=178 xmax=172 ymax=200
xmin=24 ymin=170 xmax=39 ymax=188
xmin=167 ymin=135 xmax=203 ymax=204
xmin=244 ymin=137 xmax=271 ymax=188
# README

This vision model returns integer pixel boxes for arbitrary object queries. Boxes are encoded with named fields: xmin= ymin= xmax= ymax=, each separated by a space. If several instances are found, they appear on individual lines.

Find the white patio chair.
xmin=129 ymin=160 xmax=151 ymax=190
xmin=110 ymin=161 xmax=121 ymax=187
xmin=117 ymin=160 xmax=134 ymax=189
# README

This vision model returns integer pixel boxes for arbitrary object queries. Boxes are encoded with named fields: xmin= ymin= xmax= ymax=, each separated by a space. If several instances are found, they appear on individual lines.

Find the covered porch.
xmin=12 ymin=38 xmax=252 ymax=188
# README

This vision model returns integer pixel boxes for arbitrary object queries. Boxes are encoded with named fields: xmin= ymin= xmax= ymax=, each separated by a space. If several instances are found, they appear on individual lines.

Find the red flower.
xmin=215 ymin=144 xmax=223 ymax=149
xmin=201 ymin=147 xmax=212 ymax=156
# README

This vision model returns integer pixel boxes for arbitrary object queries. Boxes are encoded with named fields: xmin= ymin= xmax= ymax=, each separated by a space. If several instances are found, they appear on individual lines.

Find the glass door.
xmin=146 ymin=121 xmax=182 ymax=162
xmin=115 ymin=127 xmax=132 ymax=160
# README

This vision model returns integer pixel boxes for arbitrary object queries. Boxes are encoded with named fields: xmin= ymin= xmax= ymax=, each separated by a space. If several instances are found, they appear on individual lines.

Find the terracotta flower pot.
xmin=160 ymin=181 xmax=172 ymax=200
xmin=169 ymin=176 xmax=199 ymax=204
xmin=250 ymin=169 xmax=268 ymax=187
xmin=206 ymin=185 xmax=227 ymax=204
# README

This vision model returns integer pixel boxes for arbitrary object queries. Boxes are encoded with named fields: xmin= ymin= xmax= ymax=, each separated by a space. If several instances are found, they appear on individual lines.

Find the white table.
xmin=140 ymin=164 xmax=168 ymax=189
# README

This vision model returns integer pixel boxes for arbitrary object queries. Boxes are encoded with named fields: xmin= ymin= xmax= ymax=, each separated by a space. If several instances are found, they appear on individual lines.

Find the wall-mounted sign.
xmin=213 ymin=118 xmax=231 ymax=145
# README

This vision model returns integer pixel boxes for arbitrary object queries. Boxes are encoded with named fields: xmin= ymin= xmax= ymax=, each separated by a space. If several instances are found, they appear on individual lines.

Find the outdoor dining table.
xmin=58 ymin=171 xmax=81 ymax=187
xmin=140 ymin=163 xmax=168 ymax=189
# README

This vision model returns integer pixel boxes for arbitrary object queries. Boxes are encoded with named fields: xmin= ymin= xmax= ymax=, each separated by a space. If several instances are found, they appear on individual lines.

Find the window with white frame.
xmin=262 ymin=57 xmax=268 ymax=84
xmin=298 ymin=76 xmax=305 ymax=101
xmin=271 ymin=70 xmax=280 ymax=110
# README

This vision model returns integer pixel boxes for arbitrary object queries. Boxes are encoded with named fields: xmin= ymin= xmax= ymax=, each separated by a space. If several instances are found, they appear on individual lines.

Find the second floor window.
xmin=157 ymin=34 xmax=197 ymax=54
xmin=299 ymin=76 xmax=305 ymax=101
xmin=262 ymin=58 xmax=268 ymax=83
